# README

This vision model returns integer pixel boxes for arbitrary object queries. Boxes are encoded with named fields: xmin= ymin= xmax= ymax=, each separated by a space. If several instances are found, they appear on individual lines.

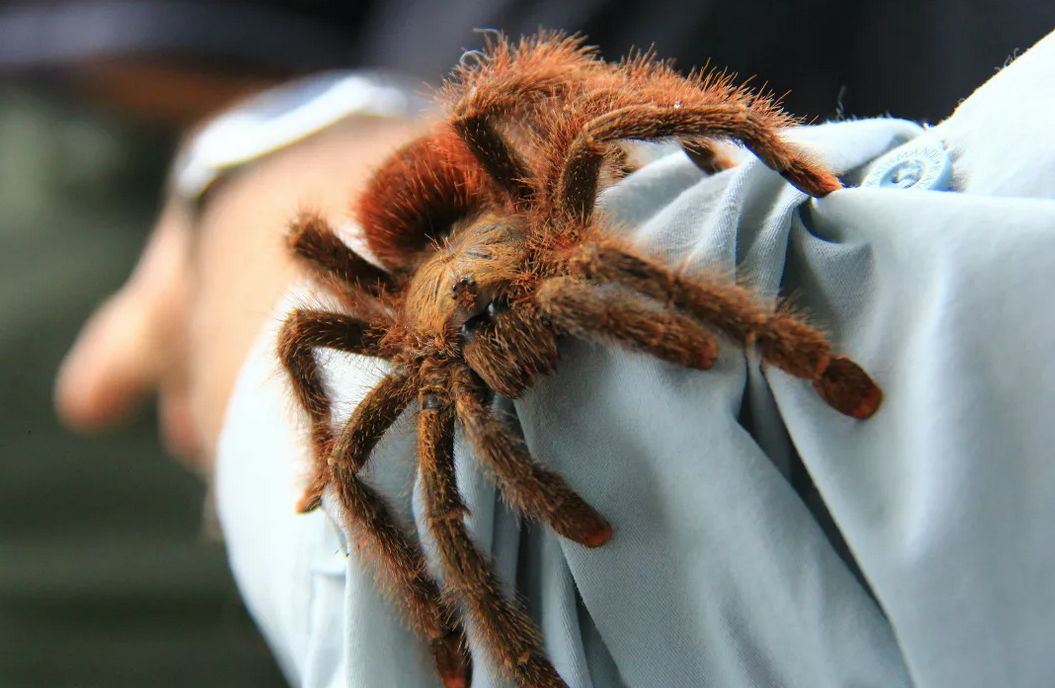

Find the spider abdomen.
xmin=356 ymin=126 xmax=489 ymax=272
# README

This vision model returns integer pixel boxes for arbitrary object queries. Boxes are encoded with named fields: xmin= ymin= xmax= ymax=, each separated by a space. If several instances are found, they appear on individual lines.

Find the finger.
xmin=54 ymin=206 xmax=190 ymax=433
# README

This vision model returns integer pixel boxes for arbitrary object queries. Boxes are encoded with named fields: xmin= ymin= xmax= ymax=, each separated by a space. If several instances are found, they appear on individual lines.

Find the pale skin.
xmin=54 ymin=115 xmax=424 ymax=471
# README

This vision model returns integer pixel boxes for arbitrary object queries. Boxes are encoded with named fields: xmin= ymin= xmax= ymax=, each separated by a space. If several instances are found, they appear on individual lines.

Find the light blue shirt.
xmin=215 ymin=29 xmax=1055 ymax=688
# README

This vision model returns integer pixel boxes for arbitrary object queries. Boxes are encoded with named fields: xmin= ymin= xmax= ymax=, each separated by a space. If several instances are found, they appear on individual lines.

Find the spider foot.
xmin=550 ymin=493 xmax=613 ymax=548
xmin=430 ymin=631 xmax=472 ymax=688
xmin=295 ymin=473 xmax=328 ymax=513
xmin=812 ymin=355 xmax=883 ymax=419
xmin=780 ymin=166 xmax=842 ymax=197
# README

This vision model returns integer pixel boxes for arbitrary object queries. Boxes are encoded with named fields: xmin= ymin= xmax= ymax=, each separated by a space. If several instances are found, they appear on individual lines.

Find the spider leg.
xmin=451 ymin=362 xmax=611 ymax=547
xmin=568 ymin=242 xmax=882 ymax=419
xmin=277 ymin=308 xmax=391 ymax=510
xmin=417 ymin=363 xmax=568 ymax=688
xmin=288 ymin=211 xmax=397 ymax=307
xmin=681 ymin=140 xmax=739 ymax=175
xmin=329 ymin=370 xmax=471 ymax=688
xmin=447 ymin=32 xmax=601 ymax=203
xmin=278 ymin=313 xmax=471 ymax=687
xmin=462 ymin=301 xmax=559 ymax=398
xmin=557 ymin=103 xmax=842 ymax=222
xmin=536 ymin=276 xmax=720 ymax=370
xmin=450 ymin=113 xmax=534 ymax=202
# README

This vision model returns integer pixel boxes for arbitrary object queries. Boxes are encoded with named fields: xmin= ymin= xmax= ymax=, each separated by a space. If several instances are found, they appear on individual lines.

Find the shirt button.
xmin=861 ymin=134 xmax=952 ymax=191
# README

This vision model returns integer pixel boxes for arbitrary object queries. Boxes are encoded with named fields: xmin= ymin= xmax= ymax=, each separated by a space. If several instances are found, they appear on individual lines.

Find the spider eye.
xmin=451 ymin=276 xmax=476 ymax=294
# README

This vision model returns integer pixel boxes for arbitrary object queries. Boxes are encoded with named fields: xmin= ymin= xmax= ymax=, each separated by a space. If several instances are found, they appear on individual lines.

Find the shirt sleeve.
xmin=214 ymin=29 xmax=1055 ymax=688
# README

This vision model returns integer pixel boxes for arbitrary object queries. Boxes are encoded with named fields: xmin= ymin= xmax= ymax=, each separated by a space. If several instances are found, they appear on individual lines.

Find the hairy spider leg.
xmin=278 ymin=311 xmax=471 ymax=687
xmin=446 ymin=31 xmax=599 ymax=117
xmin=681 ymin=139 xmax=740 ymax=175
xmin=328 ymin=370 xmax=471 ymax=688
xmin=445 ymin=33 xmax=611 ymax=203
xmin=536 ymin=276 xmax=721 ymax=370
xmin=449 ymin=109 xmax=534 ymax=203
xmin=462 ymin=300 xmax=560 ymax=398
xmin=569 ymin=242 xmax=882 ymax=419
xmin=556 ymin=103 xmax=842 ymax=221
xmin=283 ymin=214 xmax=397 ymax=506
xmin=451 ymin=363 xmax=612 ymax=547
xmin=278 ymin=309 xmax=388 ymax=510
xmin=287 ymin=211 xmax=398 ymax=302
xmin=417 ymin=361 xmax=569 ymax=688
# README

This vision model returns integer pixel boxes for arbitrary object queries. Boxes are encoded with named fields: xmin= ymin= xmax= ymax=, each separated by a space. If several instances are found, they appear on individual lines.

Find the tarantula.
xmin=278 ymin=33 xmax=882 ymax=688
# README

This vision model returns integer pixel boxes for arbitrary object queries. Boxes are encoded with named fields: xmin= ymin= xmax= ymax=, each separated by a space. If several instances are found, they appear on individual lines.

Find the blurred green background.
xmin=0 ymin=86 xmax=286 ymax=688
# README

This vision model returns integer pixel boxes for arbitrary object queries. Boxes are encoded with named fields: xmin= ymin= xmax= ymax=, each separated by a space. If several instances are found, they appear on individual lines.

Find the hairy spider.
xmin=278 ymin=33 xmax=882 ymax=688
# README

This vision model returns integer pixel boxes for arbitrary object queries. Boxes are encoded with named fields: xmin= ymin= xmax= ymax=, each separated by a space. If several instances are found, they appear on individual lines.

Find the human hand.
xmin=55 ymin=115 xmax=424 ymax=471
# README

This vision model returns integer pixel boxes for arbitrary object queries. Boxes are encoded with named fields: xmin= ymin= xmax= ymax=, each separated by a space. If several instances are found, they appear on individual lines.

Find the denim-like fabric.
xmin=215 ymin=31 xmax=1055 ymax=688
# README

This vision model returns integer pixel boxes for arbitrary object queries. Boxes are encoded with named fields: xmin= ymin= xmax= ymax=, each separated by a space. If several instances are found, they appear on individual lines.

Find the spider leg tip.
xmin=696 ymin=348 xmax=718 ymax=370
xmin=782 ymin=169 xmax=843 ymax=197
xmin=295 ymin=490 xmax=324 ymax=514
xmin=813 ymin=172 xmax=843 ymax=196
xmin=431 ymin=634 xmax=472 ymax=688
xmin=583 ymin=521 xmax=614 ymax=548
xmin=552 ymin=500 xmax=614 ymax=548
xmin=847 ymin=383 xmax=883 ymax=420
xmin=439 ymin=671 xmax=470 ymax=688
xmin=814 ymin=356 xmax=883 ymax=419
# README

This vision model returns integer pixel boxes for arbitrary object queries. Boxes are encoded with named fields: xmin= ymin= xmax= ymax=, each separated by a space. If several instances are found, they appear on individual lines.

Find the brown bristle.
xmin=287 ymin=211 xmax=395 ymax=296
xmin=356 ymin=125 xmax=489 ymax=272
xmin=439 ymin=31 xmax=602 ymax=118
xmin=431 ymin=634 xmax=472 ymax=688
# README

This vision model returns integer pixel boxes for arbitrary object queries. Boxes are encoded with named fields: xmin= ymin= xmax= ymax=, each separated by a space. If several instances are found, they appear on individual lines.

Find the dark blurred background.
xmin=0 ymin=1 xmax=1052 ymax=687
xmin=0 ymin=90 xmax=287 ymax=685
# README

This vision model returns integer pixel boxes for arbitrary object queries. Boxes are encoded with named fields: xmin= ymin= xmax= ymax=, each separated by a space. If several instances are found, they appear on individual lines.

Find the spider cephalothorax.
xmin=279 ymin=32 xmax=881 ymax=688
